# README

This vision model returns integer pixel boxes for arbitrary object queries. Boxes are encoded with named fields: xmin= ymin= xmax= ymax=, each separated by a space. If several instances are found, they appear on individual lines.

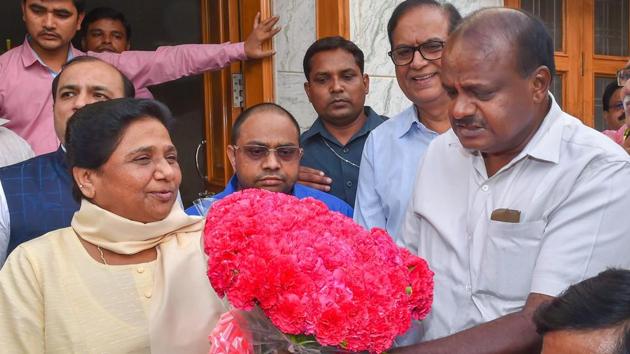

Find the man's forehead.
xmin=58 ymin=62 xmax=123 ymax=89
xmin=239 ymin=113 xmax=299 ymax=141
xmin=26 ymin=0 xmax=77 ymax=11
xmin=309 ymin=50 xmax=359 ymax=75
xmin=443 ymin=35 xmax=509 ymax=76
xmin=89 ymin=18 xmax=126 ymax=30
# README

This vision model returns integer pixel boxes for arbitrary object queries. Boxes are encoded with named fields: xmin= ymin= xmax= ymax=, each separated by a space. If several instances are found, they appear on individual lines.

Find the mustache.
xmin=256 ymin=173 xmax=286 ymax=181
xmin=453 ymin=115 xmax=486 ymax=128
xmin=329 ymin=97 xmax=350 ymax=103
xmin=38 ymin=30 xmax=60 ymax=38
xmin=96 ymin=45 xmax=117 ymax=52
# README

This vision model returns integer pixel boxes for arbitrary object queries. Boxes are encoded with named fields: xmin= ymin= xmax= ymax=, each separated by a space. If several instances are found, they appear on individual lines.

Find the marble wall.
xmin=273 ymin=0 xmax=317 ymax=130
xmin=272 ymin=0 xmax=504 ymax=129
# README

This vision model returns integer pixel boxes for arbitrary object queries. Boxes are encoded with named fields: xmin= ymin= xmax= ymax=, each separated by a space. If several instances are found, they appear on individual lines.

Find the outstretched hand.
xmin=244 ymin=12 xmax=281 ymax=59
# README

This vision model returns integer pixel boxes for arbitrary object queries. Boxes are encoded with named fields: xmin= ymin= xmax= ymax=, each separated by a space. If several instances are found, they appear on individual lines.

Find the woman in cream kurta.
xmin=0 ymin=98 xmax=226 ymax=353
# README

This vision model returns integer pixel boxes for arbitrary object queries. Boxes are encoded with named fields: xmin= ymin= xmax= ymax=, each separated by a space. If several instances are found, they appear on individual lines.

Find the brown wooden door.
xmin=505 ymin=0 xmax=630 ymax=128
xmin=200 ymin=0 xmax=275 ymax=193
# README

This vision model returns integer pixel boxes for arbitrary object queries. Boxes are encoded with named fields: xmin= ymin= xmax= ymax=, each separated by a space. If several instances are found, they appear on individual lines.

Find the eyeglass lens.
xmin=389 ymin=41 xmax=444 ymax=66
xmin=240 ymin=145 xmax=300 ymax=161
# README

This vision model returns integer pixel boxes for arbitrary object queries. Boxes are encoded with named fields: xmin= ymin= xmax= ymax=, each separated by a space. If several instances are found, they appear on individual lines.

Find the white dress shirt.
xmin=402 ymin=96 xmax=630 ymax=340
xmin=0 ymin=182 xmax=8 ymax=266
xmin=0 ymin=119 xmax=34 ymax=168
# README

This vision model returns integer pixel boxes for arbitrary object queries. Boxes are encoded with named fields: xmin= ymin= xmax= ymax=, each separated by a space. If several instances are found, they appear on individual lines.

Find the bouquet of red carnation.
xmin=204 ymin=189 xmax=433 ymax=353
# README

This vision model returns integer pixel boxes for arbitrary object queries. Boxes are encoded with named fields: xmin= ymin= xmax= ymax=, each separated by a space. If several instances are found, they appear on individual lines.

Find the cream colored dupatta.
xmin=71 ymin=200 xmax=226 ymax=353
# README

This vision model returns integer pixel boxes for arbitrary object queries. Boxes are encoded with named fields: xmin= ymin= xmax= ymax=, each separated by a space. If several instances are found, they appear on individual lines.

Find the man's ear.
xmin=81 ymin=37 xmax=87 ymax=52
xmin=304 ymin=81 xmax=312 ymax=103
xmin=21 ymin=1 xmax=26 ymax=22
xmin=76 ymin=12 xmax=85 ymax=31
xmin=531 ymin=66 xmax=552 ymax=104
xmin=126 ymin=40 xmax=131 ymax=51
xmin=363 ymin=73 xmax=370 ymax=95
xmin=72 ymin=167 xmax=96 ymax=199
xmin=227 ymin=145 xmax=237 ymax=171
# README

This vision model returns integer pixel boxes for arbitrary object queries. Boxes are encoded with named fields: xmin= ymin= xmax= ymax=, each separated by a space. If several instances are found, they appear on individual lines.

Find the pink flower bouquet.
xmin=204 ymin=189 xmax=433 ymax=353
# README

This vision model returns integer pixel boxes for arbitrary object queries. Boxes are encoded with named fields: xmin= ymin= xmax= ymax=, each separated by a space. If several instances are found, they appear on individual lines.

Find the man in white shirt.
xmin=395 ymin=8 xmax=630 ymax=354
xmin=0 ymin=119 xmax=34 ymax=167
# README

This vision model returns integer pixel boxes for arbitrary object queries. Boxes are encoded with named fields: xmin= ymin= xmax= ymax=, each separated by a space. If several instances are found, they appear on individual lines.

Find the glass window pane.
xmin=595 ymin=76 xmax=622 ymax=131
xmin=521 ymin=0 xmax=564 ymax=52
xmin=551 ymin=74 xmax=563 ymax=108
xmin=595 ymin=0 xmax=629 ymax=56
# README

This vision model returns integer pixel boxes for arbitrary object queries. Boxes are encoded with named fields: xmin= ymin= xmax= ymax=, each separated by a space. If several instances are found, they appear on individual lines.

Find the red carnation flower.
xmin=204 ymin=189 xmax=434 ymax=353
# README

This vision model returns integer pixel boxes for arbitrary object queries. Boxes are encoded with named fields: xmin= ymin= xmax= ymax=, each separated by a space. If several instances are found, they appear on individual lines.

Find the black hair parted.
xmin=387 ymin=0 xmax=462 ymax=47
xmin=231 ymin=102 xmax=300 ymax=145
xmin=65 ymin=98 xmax=174 ymax=201
xmin=303 ymin=36 xmax=365 ymax=80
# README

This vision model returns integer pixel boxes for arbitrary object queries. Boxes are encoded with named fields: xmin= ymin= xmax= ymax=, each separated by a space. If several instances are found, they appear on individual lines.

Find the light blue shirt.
xmin=353 ymin=105 xmax=439 ymax=243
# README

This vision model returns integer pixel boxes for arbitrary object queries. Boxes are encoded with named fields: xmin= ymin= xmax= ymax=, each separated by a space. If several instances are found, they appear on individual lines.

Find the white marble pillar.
xmin=272 ymin=0 xmax=317 ymax=130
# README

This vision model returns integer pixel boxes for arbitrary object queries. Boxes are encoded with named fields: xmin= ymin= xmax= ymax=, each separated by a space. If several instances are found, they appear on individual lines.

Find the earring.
xmin=79 ymin=184 xmax=84 ymax=189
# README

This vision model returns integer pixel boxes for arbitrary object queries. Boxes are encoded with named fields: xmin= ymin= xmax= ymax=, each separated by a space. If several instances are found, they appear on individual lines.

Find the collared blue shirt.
xmin=300 ymin=106 xmax=387 ymax=207
xmin=353 ymin=104 xmax=439 ymax=243
xmin=186 ymin=175 xmax=353 ymax=217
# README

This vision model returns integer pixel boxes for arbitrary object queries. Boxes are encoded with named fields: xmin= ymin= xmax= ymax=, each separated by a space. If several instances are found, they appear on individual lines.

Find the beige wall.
xmin=273 ymin=0 xmax=504 ymax=129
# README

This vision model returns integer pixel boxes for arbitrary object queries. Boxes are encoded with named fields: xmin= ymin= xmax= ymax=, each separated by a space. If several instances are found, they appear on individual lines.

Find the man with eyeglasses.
xmin=605 ymin=65 xmax=630 ymax=154
xmin=353 ymin=0 xmax=462 ymax=242
xmin=184 ymin=103 xmax=353 ymax=217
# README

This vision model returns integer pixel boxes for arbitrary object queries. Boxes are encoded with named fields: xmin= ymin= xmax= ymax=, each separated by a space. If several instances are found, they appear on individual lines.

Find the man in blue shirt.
xmin=354 ymin=0 xmax=462 ymax=242
xmin=186 ymin=103 xmax=353 ymax=217
xmin=299 ymin=37 xmax=386 ymax=207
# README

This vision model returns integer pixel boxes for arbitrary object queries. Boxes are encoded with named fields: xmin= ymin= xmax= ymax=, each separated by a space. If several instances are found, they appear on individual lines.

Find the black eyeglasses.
xmin=388 ymin=40 xmax=445 ymax=66
xmin=233 ymin=145 xmax=303 ymax=162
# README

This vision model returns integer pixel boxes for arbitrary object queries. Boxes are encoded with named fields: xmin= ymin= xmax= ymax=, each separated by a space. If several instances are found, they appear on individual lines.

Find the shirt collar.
xmin=302 ymin=106 xmax=387 ymax=145
xmin=394 ymin=104 xmax=437 ymax=139
xmin=22 ymin=35 xmax=77 ymax=75
xmin=450 ymin=93 xmax=563 ymax=165
xmin=20 ymin=36 xmax=39 ymax=68
xmin=519 ymin=94 xmax=563 ymax=164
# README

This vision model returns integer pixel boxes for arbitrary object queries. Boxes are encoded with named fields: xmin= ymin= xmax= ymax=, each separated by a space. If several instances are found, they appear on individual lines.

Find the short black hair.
xmin=387 ymin=0 xmax=462 ymax=47
xmin=66 ymin=98 xmax=174 ymax=201
xmin=603 ymin=81 xmax=623 ymax=112
xmin=52 ymin=56 xmax=135 ymax=102
xmin=81 ymin=7 xmax=132 ymax=41
xmin=452 ymin=8 xmax=556 ymax=79
xmin=22 ymin=0 xmax=86 ymax=13
xmin=231 ymin=103 xmax=300 ymax=145
xmin=303 ymin=36 xmax=365 ymax=80
xmin=535 ymin=269 xmax=630 ymax=354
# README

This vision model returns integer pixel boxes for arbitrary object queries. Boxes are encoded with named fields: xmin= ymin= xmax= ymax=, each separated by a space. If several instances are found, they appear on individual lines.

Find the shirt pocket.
xmin=476 ymin=220 xmax=545 ymax=301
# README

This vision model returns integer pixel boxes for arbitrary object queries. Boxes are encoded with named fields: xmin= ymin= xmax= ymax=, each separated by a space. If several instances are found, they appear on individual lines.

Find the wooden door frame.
xmin=199 ymin=0 xmax=275 ymax=193
xmin=316 ymin=0 xmax=350 ymax=38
